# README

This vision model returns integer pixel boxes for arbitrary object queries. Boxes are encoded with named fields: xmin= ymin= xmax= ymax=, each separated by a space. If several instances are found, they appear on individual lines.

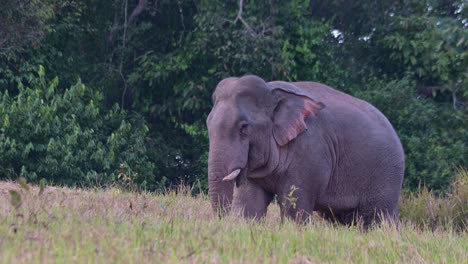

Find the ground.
xmin=0 ymin=181 xmax=466 ymax=263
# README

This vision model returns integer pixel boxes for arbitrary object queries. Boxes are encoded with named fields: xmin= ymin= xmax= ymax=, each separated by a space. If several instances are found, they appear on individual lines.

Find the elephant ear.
xmin=269 ymin=81 xmax=325 ymax=146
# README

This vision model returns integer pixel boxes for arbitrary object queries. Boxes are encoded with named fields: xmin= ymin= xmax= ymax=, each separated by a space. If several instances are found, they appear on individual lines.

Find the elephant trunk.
xmin=207 ymin=135 xmax=249 ymax=216
xmin=208 ymin=142 xmax=246 ymax=216
xmin=208 ymin=159 xmax=234 ymax=216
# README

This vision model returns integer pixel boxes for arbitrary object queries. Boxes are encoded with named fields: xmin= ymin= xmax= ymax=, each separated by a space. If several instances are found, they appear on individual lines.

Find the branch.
xmin=108 ymin=0 xmax=149 ymax=43
xmin=128 ymin=0 xmax=147 ymax=25
xmin=177 ymin=0 xmax=185 ymax=31
xmin=227 ymin=0 xmax=256 ymax=37
xmin=0 ymin=37 xmax=8 ymax=49
xmin=416 ymin=85 xmax=464 ymax=110
xmin=120 ymin=0 xmax=129 ymax=110
xmin=108 ymin=4 xmax=121 ymax=43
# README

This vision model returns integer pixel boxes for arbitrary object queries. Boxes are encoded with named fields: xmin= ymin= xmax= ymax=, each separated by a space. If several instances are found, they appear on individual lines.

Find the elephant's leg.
xmin=319 ymin=208 xmax=356 ymax=225
xmin=231 ymin=180 xmax=274 ymax=219
xmin=357 ymin=199 xmax=400 ymax=228
xmin=277 ymin=167 xmax=329 ymax=224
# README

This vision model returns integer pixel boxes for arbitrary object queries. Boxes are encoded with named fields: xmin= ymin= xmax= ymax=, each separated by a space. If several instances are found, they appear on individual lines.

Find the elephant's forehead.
xmin=212 ymin=102 xmax=240 ymax=118
xmin=214 ymin=76 xmax=272 ymax=105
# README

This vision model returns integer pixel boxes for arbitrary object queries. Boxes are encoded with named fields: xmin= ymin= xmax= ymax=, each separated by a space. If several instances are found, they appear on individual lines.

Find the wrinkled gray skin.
xmin=207 ymin=75 xmax=404 ymax=226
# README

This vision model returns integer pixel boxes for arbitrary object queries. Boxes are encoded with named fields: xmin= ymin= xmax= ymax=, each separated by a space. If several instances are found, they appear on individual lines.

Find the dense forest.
xmin=0 ymin=0 xmax=466 ymax=192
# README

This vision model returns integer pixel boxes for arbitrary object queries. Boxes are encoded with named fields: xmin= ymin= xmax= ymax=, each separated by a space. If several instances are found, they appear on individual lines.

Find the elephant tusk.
xmin=222 ymin=169 xmax=241 ymax=181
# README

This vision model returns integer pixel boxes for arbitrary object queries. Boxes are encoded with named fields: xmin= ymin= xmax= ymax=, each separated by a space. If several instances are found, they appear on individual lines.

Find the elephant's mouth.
xmin=222 ymin=168 xmax=242 ymax=181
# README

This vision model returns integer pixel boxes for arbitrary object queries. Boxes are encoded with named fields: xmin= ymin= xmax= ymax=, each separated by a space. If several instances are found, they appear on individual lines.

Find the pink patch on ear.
xmin=305 ymin=99 xmax=325 ymax=116
xmin=273 ymin=119 xmax=307 ymax=146
xmin=273 ymin=96 xmax=325 ymax=146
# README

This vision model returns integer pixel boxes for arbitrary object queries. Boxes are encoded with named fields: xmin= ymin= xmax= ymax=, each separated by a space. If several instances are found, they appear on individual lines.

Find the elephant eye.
xmin=240 ymin=124 xmax=249 ymax=137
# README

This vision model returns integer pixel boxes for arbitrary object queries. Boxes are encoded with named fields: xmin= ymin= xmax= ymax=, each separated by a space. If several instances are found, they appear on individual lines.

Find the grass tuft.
xmin=400 ymin=168 xmax=467 ymax=231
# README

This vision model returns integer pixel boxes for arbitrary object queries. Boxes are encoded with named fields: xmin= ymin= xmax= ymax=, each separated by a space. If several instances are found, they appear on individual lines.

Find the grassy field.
xmin=0 ymin=180 xmax=466 ymax=264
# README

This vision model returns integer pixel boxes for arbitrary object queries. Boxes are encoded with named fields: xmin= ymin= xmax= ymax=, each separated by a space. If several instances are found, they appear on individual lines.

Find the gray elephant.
xmin=206 ymin=75 xmax=404 ymax=226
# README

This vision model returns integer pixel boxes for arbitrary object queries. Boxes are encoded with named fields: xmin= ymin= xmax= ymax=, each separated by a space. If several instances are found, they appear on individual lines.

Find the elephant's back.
xmin=293 ymin=81 xmax=375 ymax=113
xmin=293 ymin=81 xmax=398 ymax=137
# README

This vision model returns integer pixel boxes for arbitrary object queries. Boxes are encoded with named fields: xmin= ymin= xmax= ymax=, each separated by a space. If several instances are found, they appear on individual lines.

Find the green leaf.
xmin=456 ymin=37 xmax=465 ymax=47
xmin=38 ymin=65 xmax=45 ymax=78
xmin=3 ymin=114 xmax=9 ymax=128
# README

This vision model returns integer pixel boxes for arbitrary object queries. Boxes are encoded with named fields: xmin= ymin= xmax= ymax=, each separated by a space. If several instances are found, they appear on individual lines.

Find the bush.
xmin=0 ymin=67 xmax=157 ymax=189
xmin=352 ymin=77 xmax=467 ymax=192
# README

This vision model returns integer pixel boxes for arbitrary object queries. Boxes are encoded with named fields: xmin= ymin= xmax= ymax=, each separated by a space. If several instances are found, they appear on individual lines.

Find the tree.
xmin=0 ymin=0 xmax=56 ymax=51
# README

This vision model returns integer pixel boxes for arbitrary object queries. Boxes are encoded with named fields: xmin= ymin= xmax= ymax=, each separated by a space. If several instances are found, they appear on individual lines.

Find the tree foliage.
xmin=382 ymin=15 xmax=467 ymax=106
xmin=0 ymin=0 xmax=56 ymax=51
xmin=0 ymin=0 xmax=466 ymax=192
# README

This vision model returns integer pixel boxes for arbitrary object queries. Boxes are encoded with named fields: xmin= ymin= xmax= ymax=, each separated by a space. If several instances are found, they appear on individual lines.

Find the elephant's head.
xmin=206 ymin=75 xmax=324 ymax=215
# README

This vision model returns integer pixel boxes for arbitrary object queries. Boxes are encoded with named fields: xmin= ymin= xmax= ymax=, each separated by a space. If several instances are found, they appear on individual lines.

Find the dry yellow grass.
xmin=0 ymin=180 xmax=467 ymax=263
xmin=400 ymin=168 xmax=467 ymax=231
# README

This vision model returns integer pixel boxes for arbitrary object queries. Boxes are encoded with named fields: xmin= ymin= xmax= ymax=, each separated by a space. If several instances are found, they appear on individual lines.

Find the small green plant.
xmin=286 ymin=185 xmax=299 ymax=210
xmin=281 ymin=184 xmax=300 ymax=223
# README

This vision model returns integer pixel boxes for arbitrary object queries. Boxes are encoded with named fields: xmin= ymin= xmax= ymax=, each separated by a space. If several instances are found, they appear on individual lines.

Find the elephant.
xmin=206 ymin=75 xmax=404 ymax=227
